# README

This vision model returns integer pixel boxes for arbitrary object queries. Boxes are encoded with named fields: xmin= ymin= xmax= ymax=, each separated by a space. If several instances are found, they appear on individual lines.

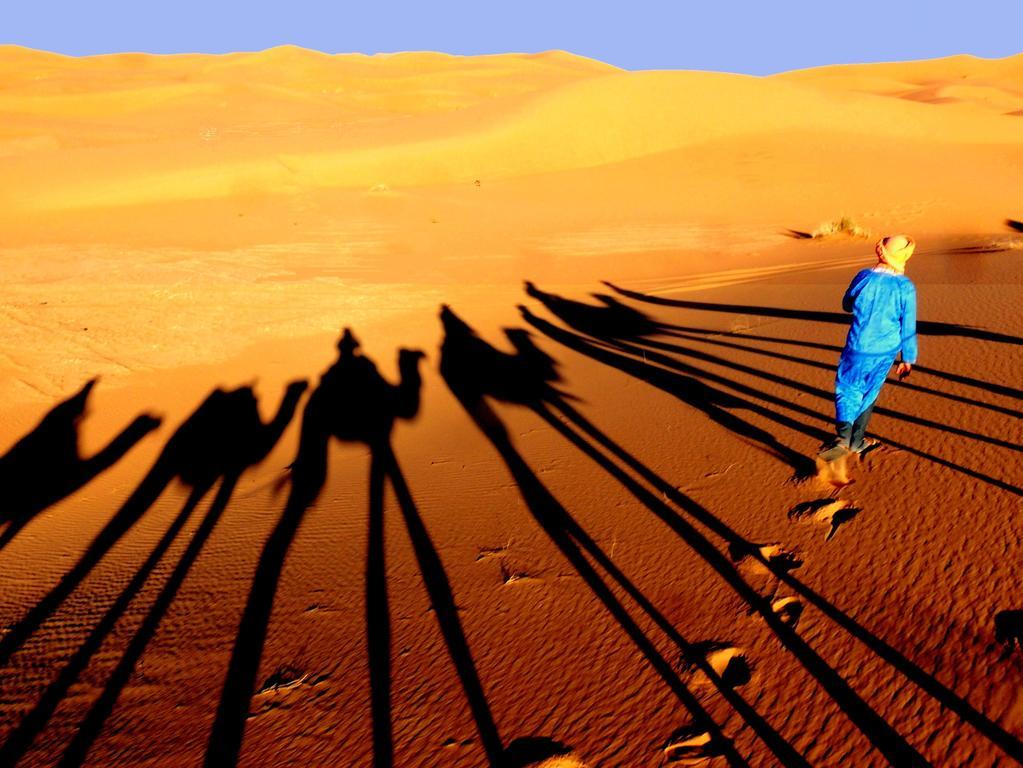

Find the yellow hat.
xmin=876 ymin=234 xmax=915 ymax=273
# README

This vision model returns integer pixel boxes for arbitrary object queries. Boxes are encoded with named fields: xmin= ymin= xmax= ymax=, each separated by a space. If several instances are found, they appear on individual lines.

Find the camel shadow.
xmin=0 ymin=379 xmax=161 ymax=550
xmin=440 ymin=305 xmax=812 ymax=767
xmin=207 ymin=330 xmax=510 ymax=768
xmin=496 ymin=297 xmax=1023 ymax=764
xmin=520 ymin=285 xmax=1023 ymax=498
xmin=522 ymin=283 xmax=816 ymax=477
xmin=602 ymin=281 xmax=1023 ymax=348
xmin=0 ymin=381 xmax=307 ymax=768
xmin=441 ymin=304 xmax=1023 ymax=765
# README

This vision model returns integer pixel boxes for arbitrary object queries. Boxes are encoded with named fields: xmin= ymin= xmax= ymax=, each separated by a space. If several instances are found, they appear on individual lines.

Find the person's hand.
xmin=895 ymin=362 xmax=912 ymax=380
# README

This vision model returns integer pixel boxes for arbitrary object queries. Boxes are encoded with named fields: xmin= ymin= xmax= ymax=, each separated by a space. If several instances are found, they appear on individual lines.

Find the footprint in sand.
xmin=499 ymin=560 xmax=538 ymax=585
xmin=789 ymin=499 xmax=861 ymax=540
xmin=475 ymin=544 xmax=508 ymax=561
xmin=757 ymin=544 xmax=803 ymax=572
xmin=770 ymin=596 xmax=804 ymax=628
xmin=814 ymin=452 xmax=855 ymax=490
xmin=728 ymin=541 xmax=803 ymax=574
xmin=679 ymin=642 xmax=752 ymax=689
xmin=663 ymin=725 xmax=727 ymax=764
xmin=250 ymin=664 xmax=331 ymax=716
xmin=475 ymin=545 xmax=540 ymax=585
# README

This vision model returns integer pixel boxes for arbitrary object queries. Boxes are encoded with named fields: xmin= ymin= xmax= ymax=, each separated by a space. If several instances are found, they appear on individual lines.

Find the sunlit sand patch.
xmin=365 ymin=182 xmax=398 ymax=196
xmin=0 ymin=241 xmax=445 ymax=401
xmin=525 ymin=757 xmax=588 ymax=768
xmin=531 ymin=224 xmax=769 ymax=258
xmin=501 ymin=738 xmax=586 ymax=768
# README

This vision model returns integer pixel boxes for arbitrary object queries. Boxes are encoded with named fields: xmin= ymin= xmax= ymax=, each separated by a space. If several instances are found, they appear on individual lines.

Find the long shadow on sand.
xmin=528 ymin=285 xmax=815 ymax=477
xmin=51 ymin=382 xmax=307 ymax=768
xmin=202 ymin=331 xmax=425 ymax=768
xmin=661 ymin=326 xmax=1023 ymax=421
xmin=441 ymin=304 xmax=1023 ymax=766
xmin=441 ymin=306 xmax=815 ymax=768
xmin=652 ymin=324 xmax=1023 ymax=403
xmin=520 ymin=285 xmax=1022 ymax=498
xmin=526 ymin=281 xmax=1023 ymax=447
xmin=0 ymin=384 xmax=308 ymax=671
xmin=205 ymin=331 xmax=560 ymax=768
xmin=603 ymin=281 xmax=1023 ymax=348
xmin=0 ymin=382 xmax=307 ymax=768
xmin=0 ymin=379 xmax=161 ymax=551
xmin=501 ymin=298 xmax=1023 ymax=763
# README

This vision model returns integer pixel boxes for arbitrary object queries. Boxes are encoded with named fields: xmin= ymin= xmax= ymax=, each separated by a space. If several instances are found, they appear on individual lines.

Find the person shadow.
xmin=0 ymin=381 xmax=306 ymax=678
xmin=0 ymin=378 xmax=161 ymax=550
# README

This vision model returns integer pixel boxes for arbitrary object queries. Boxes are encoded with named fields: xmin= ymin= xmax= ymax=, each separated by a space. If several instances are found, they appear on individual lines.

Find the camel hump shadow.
xmin=440 ymin=304 xmax=566 ymax=408
xmin=167 ymin=381 xmax=307 ymax=491
xmin=524 ymin=280 xmax=661 ymax=340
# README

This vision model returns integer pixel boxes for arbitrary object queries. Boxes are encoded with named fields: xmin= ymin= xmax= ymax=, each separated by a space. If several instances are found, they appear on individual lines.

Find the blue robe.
xmin=835 ymin=268 xmax=917 ymax=424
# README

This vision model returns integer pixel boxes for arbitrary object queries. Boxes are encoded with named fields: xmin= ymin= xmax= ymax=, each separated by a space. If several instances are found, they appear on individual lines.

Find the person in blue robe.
xmin=823 ymin=234 xmax=917 ymax=458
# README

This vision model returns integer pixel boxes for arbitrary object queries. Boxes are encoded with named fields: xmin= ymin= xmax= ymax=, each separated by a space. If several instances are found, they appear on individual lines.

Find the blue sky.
xmin=5 ymin=0 xmax=1022 ymax=74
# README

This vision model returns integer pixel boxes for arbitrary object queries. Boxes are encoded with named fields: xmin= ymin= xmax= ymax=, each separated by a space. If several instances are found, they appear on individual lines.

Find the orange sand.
xmin=1 ymin=46 xmax=1022 ymax=767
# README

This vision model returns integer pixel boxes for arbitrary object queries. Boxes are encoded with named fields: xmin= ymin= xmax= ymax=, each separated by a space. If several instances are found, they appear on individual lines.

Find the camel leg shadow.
xmin=57 ymin=476 xmax=239 ymax=768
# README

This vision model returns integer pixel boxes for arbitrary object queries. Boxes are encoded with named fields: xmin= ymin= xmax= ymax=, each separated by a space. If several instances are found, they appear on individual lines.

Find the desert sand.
xmin=1 ymin=45 xmax=1022 ymax=767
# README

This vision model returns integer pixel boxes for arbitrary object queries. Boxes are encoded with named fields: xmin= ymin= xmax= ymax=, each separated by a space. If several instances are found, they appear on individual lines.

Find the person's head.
xmin=875 ymin=235 xmax=916 ymax=273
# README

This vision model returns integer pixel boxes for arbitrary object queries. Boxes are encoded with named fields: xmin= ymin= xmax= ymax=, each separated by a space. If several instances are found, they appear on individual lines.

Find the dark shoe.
xmin=851 ymin=437 xmax=880 ymax=456
xmin=817 ymin=439 xmax=851 ymax=463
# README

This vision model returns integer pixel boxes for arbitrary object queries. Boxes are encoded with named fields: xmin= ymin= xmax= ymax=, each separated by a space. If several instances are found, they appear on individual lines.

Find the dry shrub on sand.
xmin=812 ymin=216 xmax=871 ymax=239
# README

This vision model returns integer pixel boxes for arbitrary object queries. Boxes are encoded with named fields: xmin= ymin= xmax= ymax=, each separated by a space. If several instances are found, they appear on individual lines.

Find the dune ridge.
xmin=3 ymin=46 xmax=1023 ymax=215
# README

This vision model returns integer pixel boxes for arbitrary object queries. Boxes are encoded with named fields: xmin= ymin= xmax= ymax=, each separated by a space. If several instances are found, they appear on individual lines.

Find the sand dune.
xmin=4 ymin=48 xmax=1023 ymax=214
xmin=776 ymin=53 xmax=1023 ymax=113
xmin=1 ymin=46 xmax=1023 ymax=767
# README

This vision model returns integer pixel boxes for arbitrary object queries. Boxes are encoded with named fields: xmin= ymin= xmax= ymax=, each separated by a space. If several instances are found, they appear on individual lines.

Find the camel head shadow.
xmin=0 ymin=379 xmax=161 ymax=524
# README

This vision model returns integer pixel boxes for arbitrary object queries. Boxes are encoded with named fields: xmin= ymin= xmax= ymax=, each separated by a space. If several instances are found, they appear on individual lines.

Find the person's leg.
xmin=849 ymin=356 xmax=894 ymax=452
xmin=832 ymin=353 xmax=863 ymax=449
xmin=826 ymin=421 xmax=851 ymax=449
xmin=849 ymin=397 xmax=878 ymax=452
